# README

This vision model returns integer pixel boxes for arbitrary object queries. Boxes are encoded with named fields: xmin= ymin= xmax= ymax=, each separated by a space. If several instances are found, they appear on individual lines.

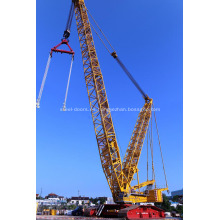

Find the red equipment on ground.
xmin=84 ymin=204 xmax=165 ymax=219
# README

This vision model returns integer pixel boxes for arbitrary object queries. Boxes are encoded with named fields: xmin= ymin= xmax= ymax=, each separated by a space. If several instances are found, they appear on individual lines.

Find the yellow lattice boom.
xmin=74 ymin=0 xmax=168 ymax=204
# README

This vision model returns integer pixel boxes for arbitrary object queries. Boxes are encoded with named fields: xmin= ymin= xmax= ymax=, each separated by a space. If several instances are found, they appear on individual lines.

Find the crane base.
xmin=84 ymin=204 xmax=165 ymax=219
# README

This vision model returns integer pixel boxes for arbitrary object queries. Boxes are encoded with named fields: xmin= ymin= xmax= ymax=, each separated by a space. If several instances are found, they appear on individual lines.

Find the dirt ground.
xmin=36 ymin=215 xmax=182 ymax=220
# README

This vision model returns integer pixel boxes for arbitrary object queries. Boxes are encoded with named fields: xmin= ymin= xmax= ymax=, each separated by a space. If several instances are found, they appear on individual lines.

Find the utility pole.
xmin=40 ymin=187 xmax=42 ymax=198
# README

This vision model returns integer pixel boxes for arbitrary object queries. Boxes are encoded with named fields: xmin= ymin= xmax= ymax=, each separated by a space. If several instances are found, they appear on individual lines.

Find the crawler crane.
xmin=37 ymin=0 xmax=169 ymax=219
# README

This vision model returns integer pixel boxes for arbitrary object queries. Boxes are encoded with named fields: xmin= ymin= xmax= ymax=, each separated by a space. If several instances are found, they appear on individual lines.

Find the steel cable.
xmin=86 ymin=8 xmax=115 ymax=52
xmin=153 ymin=103 xmax=169 ymax=191
xmin=63 ymin=56 xmax=74 ymax=111
xmin=150 ymin=115 xmax=156 ymax=188
xmin=65 ymin=1 xmax=75 ymax=32
xmin=36 ymin=54 xmax=52 ymax=108
xmin=86 ymin=7 xmax=148 ymax=100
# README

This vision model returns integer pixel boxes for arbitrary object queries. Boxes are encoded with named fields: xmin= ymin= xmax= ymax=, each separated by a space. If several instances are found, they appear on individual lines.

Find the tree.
xmin=99 ymin=197 xmax=107 ymax=204
xmin=172 ymin=195 xmax=179 ymax=202
xmin=90 ymin=197 xmax=99 ymax=205
xmin=89 ymin=197 xmax=107 ymax=205
xmin=68 ymin=204 xmax=77 ymax=210
xmin=155 ymin=194 xmax=183 ymax=216
xmin=176 ymin=205 xmax=183 ymax=215
xmin=155 ymin=194 xmax=171 ymax=212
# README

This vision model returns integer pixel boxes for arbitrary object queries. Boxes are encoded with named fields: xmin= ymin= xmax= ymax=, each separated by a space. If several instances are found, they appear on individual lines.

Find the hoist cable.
xmin=63 ymin=56 xmax=74 ymax=111
xmin=87 ymin=8 xmax=148 ymax=100
xmin=147 ymin=128 xmax=149 ymax=181
xmin=86 ymin=8 xmax=115 ymax=52
xmin=65 ymin=2 xmax=74 ymax=31
xmin=153 ymin=103 xmax=169 ymax=191
xmin=36 ymin=54 xmax=52 ymax=108
xmin=63 ymin=1 xmax=75 ymax=39
xmin=150 ymin=115 xmax=156 ymax=188
xmin=150 ymin=117 xmax=153 ymax=177
xmin=90 ymin=23 xmax=112 ymax=54
xmin=136 ymin=169 xmax=141 ymax=193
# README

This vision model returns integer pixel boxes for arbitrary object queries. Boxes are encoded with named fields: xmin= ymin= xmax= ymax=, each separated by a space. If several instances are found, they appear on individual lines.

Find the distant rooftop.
xmin=48 ymin=193 xmax=58 ymax=196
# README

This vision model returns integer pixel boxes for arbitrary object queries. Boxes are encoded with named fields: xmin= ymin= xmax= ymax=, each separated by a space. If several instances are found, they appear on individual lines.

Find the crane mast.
xmin=74 ymin=0 xmax=124 ymax=200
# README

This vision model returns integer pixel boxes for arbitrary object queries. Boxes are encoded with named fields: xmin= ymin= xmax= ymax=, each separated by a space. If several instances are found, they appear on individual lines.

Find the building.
xmin=106 ymin=197 xmax=115 ymax=204
xmin=45 ymin=193 xmax=59 ymax=200
xmin=36 ymin=198 xmax=67 ymax=206
xmin=58 ymin=196 xmax=65 ymax=201
xmin=44 ymin=193 xmax=66 ymax=203
xmin=36 ymin=199 xmax=53 ymax=206
xmin=69 ymin=196 xmax=90 ymax=205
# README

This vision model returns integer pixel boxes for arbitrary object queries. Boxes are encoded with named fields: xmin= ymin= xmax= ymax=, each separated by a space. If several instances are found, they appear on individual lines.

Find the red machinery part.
xmin=50 ymin=39 xmax=75 ymax=56
xmin=85 ymin=204 xmax=165 ymax=219
xmin=118 ymin=205 xmax=165 ymax=219
xmin=83 ymin=206 xmax=97 ymax=217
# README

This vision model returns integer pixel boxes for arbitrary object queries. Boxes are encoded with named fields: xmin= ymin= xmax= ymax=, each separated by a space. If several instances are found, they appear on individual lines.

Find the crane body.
xmin=37 ymin=0 xmax=169 ymax=218
xmin=73 ymin=0 xmax=168 ymax=204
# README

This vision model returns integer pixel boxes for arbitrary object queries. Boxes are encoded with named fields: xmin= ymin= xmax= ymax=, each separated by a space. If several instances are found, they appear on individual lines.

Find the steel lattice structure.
xmin=122 ymin=99 xmax=153 ymax=186
xmin=74 ymin=0 xmax=124 ymax=200
xmin=73 ymin=0 xmax=167 ymax=203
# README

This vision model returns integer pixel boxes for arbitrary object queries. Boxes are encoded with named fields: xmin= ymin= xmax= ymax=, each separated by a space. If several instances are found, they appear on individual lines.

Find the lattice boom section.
xmin=74 ymin=1 xmax=123 ymax=198
xmin=122 ymin=100 xmax=153 ymax=187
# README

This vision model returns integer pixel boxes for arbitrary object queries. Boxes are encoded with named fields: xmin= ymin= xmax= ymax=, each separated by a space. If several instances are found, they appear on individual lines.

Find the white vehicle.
xmin=165 ymin=212 xmax=171 ymax=217
xmin=65 ymin=210 xmax=73 ymax=216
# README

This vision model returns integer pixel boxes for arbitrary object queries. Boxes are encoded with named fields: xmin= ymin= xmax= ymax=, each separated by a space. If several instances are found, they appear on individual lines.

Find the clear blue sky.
xmin=36 ymin=0 xmax=183 ymax=198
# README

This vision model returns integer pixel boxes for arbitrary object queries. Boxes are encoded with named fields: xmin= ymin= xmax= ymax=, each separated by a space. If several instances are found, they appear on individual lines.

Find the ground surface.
xmin=36 ymin=215 xmax=182 ymax=220
xmin=36 ymin=216 xmax=123 ymax=220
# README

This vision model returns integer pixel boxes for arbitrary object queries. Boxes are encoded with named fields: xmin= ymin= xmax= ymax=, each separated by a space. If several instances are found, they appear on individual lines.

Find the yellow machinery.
xmin=50 ymin=209 xmax=57 ymax=215
xmin=37 ymin=0 xmax=168 ymax=207
xmin=73 ymin=0 xmax=168 ymax=204
xmin=36 ymin=202 xmax=38 ymax=214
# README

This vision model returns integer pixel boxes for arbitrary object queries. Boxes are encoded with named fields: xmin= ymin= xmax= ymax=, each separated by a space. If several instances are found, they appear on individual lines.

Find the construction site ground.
xmin=36 ymin=215 xmax=182 ymax=220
